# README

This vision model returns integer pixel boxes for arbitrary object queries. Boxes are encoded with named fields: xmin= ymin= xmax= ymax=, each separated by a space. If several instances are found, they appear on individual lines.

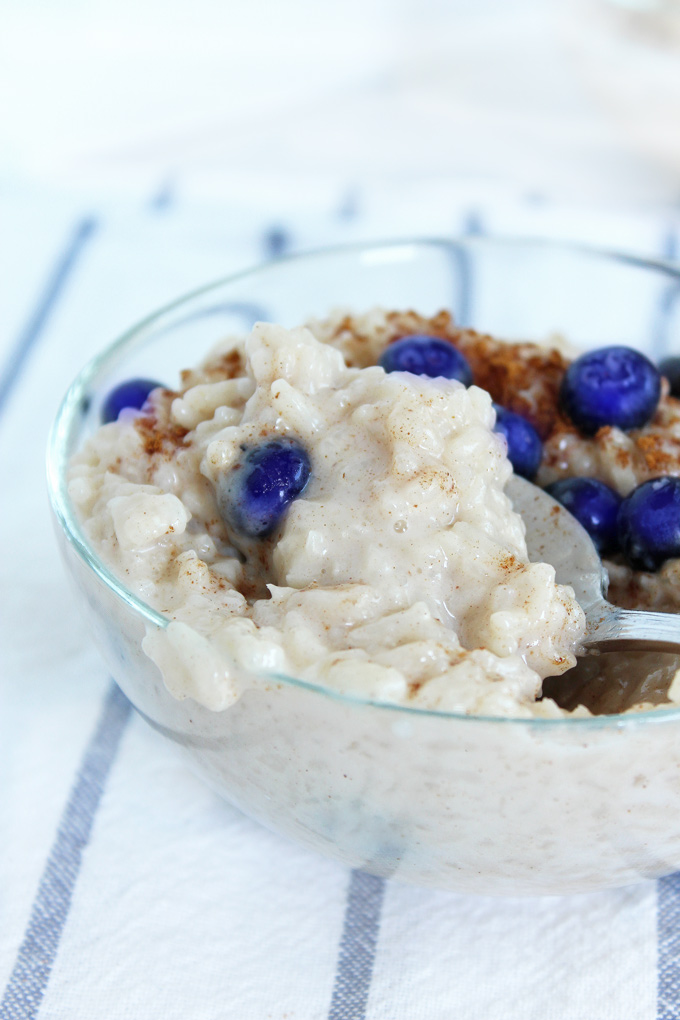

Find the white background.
xmin=2 ymin=0 xmax=680 ymax=207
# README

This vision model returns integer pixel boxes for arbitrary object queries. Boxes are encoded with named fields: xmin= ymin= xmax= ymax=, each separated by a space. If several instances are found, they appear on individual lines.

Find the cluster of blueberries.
xmin=381 ymin=335 xmax=680 ymax=572
xmin=100 ymin=334 xmax=680 ymax=571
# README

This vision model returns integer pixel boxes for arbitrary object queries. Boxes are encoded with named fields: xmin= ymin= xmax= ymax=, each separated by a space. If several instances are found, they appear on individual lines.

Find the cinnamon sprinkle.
xmin=381 ymin=310 xmax=572 ymax=439
xmin=134 ymin=390 xmax=188 ymax=458
xmin=636 ymin=434 xmax=677 ymax=475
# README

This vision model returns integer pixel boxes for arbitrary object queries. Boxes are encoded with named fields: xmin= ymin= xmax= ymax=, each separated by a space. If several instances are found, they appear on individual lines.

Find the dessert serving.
xmin=69 ymin=308 xmax=680 ymax=719
xmin=48 ymin=240 xmax=680 ymax=894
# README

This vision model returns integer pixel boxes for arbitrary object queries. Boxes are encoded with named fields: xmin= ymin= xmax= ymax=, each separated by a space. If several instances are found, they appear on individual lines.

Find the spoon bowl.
xmin=509 ymin=476 xmax=680 ymax=653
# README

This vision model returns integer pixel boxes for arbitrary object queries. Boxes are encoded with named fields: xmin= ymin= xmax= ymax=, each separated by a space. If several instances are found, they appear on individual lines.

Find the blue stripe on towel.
xmin=328 ymin=870 xmax=385 ymax=1020
xmin=148 ymin=178 xmax=176 ymax=212
xmin=0 ymin=216 xmax=97 ymax=418
xmin=658 ymin=873 xmax=680 ymax=1019
xmin=650 ymin=224 xmax=680 ymax=361
xmin=448 ymin=208 xmax=486 ymax=328
xmin=662 ymin=226 xmax=679 ymax=263
xmin=263 ymin=225 xmax=292 ymax=259
xmin=461 ymin=208 xmax=485 ymax=237
xmin=0 ymin=683 xmax=132 ymax=1020
xmin=337 ymin=187 xmax=360 ymax=221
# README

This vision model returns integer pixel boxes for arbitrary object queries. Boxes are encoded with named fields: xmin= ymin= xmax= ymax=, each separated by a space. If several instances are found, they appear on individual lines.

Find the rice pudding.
xmin=68 ymin=308 xmax=680 ymax=720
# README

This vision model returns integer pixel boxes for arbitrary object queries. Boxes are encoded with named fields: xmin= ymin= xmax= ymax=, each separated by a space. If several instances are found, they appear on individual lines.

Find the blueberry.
xmin=101 ymin=378 xmax=164 ymax=424
xmin=559 ymin=346 xmax=660 ymax=435
xmin=545 ymin=477 xmax=622 ymax=556
xmin=618 ymin=476 xmax=680 ymax=571
xmin=219 ymin=438 xmax=311 ymax=538
xmin=493 ymin=405 xmax=542 ymax=480
xmin=659 ymin=356 xmax=680 ymax=399
xmin=379 ymin=335 xmax=473 ymax=385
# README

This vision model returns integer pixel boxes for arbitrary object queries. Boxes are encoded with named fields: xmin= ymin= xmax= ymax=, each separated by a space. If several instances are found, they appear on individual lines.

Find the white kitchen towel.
xmin=1 ymin=177 xmax=680 ymax=1020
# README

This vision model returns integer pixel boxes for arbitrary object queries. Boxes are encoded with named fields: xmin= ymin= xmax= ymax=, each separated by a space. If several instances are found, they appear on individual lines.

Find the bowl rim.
xmin=47 ymin=234 xmax=680 ymax=730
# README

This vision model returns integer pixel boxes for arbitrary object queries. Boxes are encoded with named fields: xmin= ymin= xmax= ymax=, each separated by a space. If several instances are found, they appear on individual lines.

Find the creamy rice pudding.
xmin=68 ymin=309 xmax=680 ymax=720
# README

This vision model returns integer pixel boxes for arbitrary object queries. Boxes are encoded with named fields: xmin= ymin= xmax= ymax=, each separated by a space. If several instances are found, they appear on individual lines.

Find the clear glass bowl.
xmin=47 ymin=238 xmax=680 ymax=896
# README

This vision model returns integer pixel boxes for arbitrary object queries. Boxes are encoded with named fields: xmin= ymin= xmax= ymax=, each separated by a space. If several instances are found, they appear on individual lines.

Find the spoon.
xmin=507 ymin=475 xmax=680 ymax=653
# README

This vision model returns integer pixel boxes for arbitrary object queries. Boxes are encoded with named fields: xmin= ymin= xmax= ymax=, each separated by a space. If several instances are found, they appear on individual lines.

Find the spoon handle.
xmin=586 ymin=601 xmax=680 ymax=653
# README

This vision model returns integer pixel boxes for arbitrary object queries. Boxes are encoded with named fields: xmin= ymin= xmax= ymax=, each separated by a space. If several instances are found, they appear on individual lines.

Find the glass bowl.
xmin=47 ymin=238 xmax=680 ymax=896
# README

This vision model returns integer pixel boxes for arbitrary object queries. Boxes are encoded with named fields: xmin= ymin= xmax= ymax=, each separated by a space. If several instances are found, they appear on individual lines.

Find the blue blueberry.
xmin=101 ymin=378 xmax=164 ymax=424
xmin=659 ymin=356 xmax=680 ymax=399
xmin=493 ymin=405 xmax=542 ymax=480
xmin=559 ymin=346 xmax=660 ymax=435
xmin=379 ymin=335 xmax=473 ymax=385
xmin=219 ymin=438 xmax=311 ymax=538
xmin=618 ymin=476 xmax=680 ymax=571
xmin=545 ymin=477 xmax=622 ymax=556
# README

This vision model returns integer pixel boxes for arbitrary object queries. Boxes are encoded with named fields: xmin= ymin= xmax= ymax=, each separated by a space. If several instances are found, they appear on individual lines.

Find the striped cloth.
xmin=2 ymin=178 xmax=680 ymax=1020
